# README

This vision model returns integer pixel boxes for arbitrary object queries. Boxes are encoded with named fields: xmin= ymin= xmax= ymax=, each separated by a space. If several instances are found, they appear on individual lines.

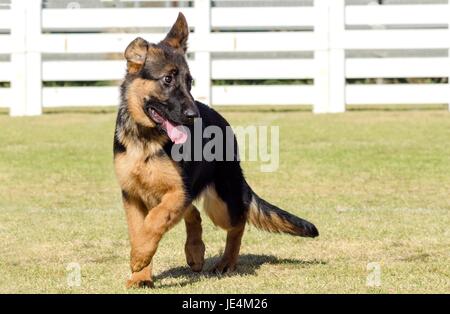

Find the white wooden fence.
xmin=0 ymin=0 xmax=449 ymax=115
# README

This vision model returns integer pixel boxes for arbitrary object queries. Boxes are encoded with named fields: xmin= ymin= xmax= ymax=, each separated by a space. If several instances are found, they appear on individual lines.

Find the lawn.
xmin=0 ymin=108 xmax=449 ymax=293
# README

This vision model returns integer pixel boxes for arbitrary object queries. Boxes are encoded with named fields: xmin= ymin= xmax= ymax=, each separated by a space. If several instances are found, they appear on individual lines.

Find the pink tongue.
xmin=163 ymin=120 xmax=188 ymax=144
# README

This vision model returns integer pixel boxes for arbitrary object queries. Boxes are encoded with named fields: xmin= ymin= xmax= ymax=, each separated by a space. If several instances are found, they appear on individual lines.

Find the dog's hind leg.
xmin=202 ymin=185 xmax=247 ymax=274
xmin=211 ymin=222 xmax=245 ymax=274
xmin=184 ymin=204 xmax=205 ymax=272
xmin=201 ymin=119 xmax=251 ymax=274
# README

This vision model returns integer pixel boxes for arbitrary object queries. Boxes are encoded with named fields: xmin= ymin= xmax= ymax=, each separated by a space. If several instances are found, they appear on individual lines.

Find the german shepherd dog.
xmin=114 ymin=13 xmax=318 ymax=288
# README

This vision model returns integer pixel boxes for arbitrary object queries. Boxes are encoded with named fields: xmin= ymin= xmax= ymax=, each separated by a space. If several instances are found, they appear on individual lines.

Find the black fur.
xmin=121 ymin=190 xmax=129 ymax=201
xmin=113 ymin=133 xmax=126 ymax=155
xmin=159 ymin=101 xmax=251 ymax=226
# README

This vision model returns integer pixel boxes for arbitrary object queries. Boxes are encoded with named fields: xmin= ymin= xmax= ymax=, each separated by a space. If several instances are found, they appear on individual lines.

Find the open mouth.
xmin=148 ymin=107 xmax=166 ymax=124
xmin=147 ymin=106 xmax=188 ymax=145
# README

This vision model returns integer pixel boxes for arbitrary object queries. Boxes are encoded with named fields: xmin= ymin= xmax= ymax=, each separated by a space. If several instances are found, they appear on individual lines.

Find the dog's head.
xmin=123 ymin=13 xmax=198 ymax=144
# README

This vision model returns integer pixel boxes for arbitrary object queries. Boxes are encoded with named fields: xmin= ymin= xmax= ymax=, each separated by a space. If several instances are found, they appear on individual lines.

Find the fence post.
xmin=10 ymin=0 xmax=27 ymax=116
xmin=194 ymin=0 xmax=212 ymax=106
xmin=329 ymin=0 xmax=346 ymax=113
xmin=26 ymin=0 xmax=42 ymax=116
xmin=10 ymin=0 xmax=42 ymax=116
xmin=314 ymin=0 xmax=345 ymax=113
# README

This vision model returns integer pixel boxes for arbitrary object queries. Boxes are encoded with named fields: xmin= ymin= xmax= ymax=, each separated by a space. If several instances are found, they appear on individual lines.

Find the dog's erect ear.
xmin=125 ymin=37 xmax=149 ymax=73
xmin=161 ymin=12 xmax=189 ymax=53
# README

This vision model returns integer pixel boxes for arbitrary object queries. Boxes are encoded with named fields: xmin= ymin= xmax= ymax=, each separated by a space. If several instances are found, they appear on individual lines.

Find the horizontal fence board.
xmin=40 ymin=32 xmax=315 ymax=53
xmin=43 ymin=86 xmax=118 ymax=107
xmin=346 ymin=4 xmax=448 ymax=26
xmin=0 ymin=10 xmax=11 ymax=30
xmin=42 ymin=8 xmax=194 ymax=30
xmin=343 ymin=30 xmax=449 ymax=50
xmin=40 ymin=30 xmax=448 ymax=54
xmin=0 ymin=88 xmax=10 ymax=108
xmin=42 ymin=57 xmax=447 ymax=82
xmin=41 ymin=59 xmax=315 ymax=81
xmin=211 ymin=7 xmax=315 ymax=28
xmin=183 ymin=32 xmax=315 ymax=52
xmin=0 ymin=35 xmax=11 ymax=53
xmin=346 ymin=84 xmax=448 ymax=105
xmin=346 ymin=58 xmax=448 ymax=78
xmin=42 ymin=60 xmax=125 ymax=81
xmin=40 ymin=5 xmax=450 ymax=31
xmin=38 ymin=85 xmax=314 ymax=108
xmin=2 ymin=84 xmax=447 ymax=109
xmin=212 ymin=85 xmax=314 ymax=106
xmin=212 ymin=59 xmax=314 ymax=80
xmin=0 ymin=62 xmax=11 ymax=80
xmin=42 ymin=7 xmax=314 ymax=30
xmin=40 ymin=33 xmax=165 ymax=54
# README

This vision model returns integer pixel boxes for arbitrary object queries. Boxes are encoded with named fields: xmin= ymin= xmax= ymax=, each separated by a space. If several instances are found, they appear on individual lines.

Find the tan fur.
xmin=164 ymin=37 xmax=183 ymax=50
xmin=129 ymin=189 xmax=186 ymax=272
xmin=202 ymin=185 xmax=233 ymax=230
xmin=121 ymin=193 xmax=153 ymax=288
xmin=125 ymin=37 xmax=148 ymax=74
xmin=125 ymin=78 xmax=161 ymax=129
xmin=147 ymin=45 xmax=165 ymax=60
xmin=162 ymin=13 xmax=189 ymax=53
xmin=114 ymin=139 xmax=180 ymax=206
xmin=116 ymin=37 xmax=195 ymax=285
xmin=127 ymin=63 xmax=142 ymax=75
xmin=247 ymin=196 xmax=299 ymax=234
xmin=127 ymin=263 xmax=153 ymax=288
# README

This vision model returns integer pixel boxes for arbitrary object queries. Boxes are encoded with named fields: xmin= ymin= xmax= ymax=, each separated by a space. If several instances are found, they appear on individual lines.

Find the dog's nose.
xmin=184 ymin=108 xmax=199 ymax=119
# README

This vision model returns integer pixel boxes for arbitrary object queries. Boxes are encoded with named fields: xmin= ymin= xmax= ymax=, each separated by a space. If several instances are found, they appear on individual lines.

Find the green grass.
xmin=0 ymin=109 xmax=449 ymax=293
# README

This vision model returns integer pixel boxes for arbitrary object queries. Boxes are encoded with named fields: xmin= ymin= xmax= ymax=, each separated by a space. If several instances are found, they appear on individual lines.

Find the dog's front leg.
xmin=130 ymin=190 xmax=186 ymax=274
xmin=122 ymin=193 xmax=153 ymax=288
xmin=122 ymin=193 xmax=154 ymax=288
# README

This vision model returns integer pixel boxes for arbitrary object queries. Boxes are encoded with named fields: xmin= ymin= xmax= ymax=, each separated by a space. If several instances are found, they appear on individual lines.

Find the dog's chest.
xmin=114 ymin=144 xmax=183 ymax=205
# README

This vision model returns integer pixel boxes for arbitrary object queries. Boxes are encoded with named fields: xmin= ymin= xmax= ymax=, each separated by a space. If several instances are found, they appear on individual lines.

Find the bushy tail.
xmin=247 ymin=193 xmax=319 ymax=238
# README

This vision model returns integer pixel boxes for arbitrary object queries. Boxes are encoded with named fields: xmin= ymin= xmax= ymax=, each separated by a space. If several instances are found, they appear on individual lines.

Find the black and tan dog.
xmin=113 ymin=13 xmax=318 ymax=288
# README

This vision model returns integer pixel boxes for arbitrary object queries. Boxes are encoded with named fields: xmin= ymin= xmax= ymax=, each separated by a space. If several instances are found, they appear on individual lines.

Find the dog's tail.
xmin=247 ymin=191 xmax=319 ymax=238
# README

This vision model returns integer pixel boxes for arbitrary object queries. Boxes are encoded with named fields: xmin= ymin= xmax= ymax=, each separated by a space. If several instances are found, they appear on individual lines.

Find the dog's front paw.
xmin=126 ymin=277 xmax=154 ymax=289
xmin=126 ymin=259 xmax=154 ymax=289
xmin=130 ymin=247 xmax=152 ymax=273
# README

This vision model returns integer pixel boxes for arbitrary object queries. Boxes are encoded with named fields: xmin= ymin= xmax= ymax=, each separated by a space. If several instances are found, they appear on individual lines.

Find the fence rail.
xmin=0 ymin=0 xmax=449 ymax=115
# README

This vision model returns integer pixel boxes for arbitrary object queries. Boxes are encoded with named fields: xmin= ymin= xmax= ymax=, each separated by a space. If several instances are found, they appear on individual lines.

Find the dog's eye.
xmin=164 ymin=76 xmax=172 ymax=84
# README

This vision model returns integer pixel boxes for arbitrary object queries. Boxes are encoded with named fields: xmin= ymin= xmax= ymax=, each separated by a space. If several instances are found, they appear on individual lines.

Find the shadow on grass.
xmin=154 ymin=254 xmax=326 ymax=288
